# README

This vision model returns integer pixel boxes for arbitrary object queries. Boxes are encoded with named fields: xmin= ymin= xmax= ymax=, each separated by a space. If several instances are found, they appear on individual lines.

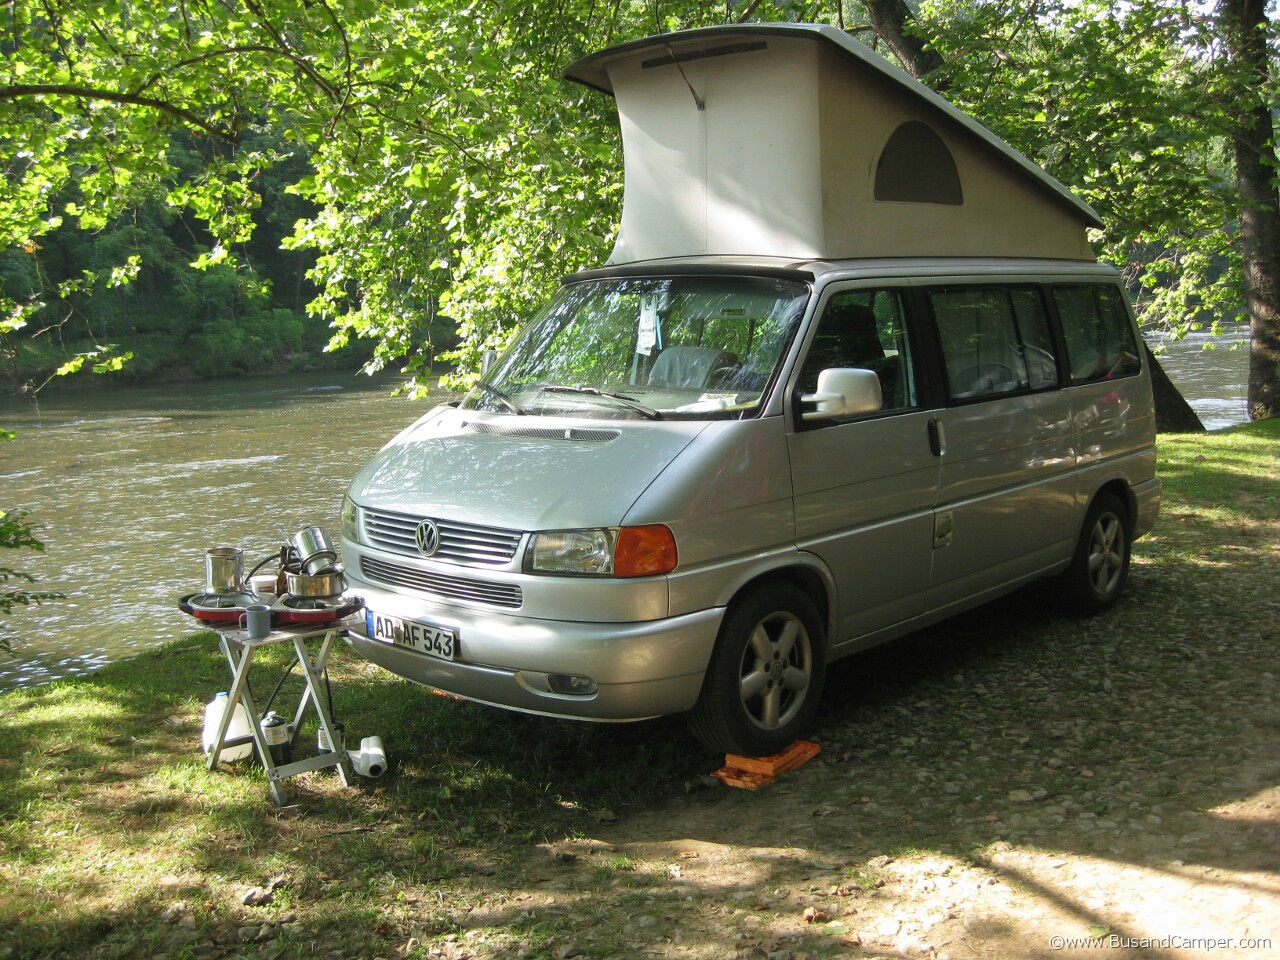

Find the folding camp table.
xmin=206 ymin=620 xmax=354 ymax=805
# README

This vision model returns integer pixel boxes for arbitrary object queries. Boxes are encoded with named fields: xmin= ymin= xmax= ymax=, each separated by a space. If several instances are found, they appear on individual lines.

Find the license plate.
xmin=367 ymin=610 xmax=456 ymax=661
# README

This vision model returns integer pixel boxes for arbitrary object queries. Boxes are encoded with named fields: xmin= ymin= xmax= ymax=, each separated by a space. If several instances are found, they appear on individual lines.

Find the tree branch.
xmin=861 ymin=0 xmax=945 ymax=81
xmin=129 ymin=44 xmax=332 ymax=98
xmin=0 ymin=84 xmax=239 ymax=143
xmin=242 ymin=0 xmax=340 ymax=101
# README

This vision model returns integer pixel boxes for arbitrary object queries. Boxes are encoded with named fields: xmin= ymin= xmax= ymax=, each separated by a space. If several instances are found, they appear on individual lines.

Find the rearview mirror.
xmin=800 ymin=368 xmax=883 ymax=421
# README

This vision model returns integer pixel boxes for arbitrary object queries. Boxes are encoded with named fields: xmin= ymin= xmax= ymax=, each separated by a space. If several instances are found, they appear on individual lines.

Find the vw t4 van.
xmin=340 ymin=24 xmax=1161 ymax=755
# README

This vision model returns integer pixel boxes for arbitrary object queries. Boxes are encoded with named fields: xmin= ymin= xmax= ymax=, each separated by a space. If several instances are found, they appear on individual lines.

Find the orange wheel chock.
xmin=711 ymin=740 xmax=820 ymax=789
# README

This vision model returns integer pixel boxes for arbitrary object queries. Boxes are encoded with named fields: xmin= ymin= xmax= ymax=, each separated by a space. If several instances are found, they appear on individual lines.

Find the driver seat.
xmin=648 ymin=346 xmax=738 ymax=388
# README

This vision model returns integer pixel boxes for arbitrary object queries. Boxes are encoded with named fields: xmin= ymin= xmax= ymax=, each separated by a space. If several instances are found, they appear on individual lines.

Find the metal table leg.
xmin=280 ymin=628 xmax=352 ymax=787
xmin=206 ymin=624 xmax=354 ymax=804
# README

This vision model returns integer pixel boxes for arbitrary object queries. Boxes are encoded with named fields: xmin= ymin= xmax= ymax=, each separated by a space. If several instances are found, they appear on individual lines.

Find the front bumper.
xmin=345 ymin=579 xmax=725 ymax=721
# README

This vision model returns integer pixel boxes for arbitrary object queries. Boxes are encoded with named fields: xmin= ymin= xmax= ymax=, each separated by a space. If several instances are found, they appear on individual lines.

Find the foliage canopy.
xmin=0 ymin=0 xmax=1277 ymax=403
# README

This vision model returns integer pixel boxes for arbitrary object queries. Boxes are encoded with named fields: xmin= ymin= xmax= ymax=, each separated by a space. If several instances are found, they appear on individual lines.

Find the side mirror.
xmin=481 ymin=348 xmax=498 ymax=375
xmin=800 ymin=368 xmax=883 ymax=421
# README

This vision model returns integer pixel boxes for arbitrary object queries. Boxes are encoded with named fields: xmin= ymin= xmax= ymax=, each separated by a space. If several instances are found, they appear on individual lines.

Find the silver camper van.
xmin=339 ymin=25 xmax=1161 ymax=755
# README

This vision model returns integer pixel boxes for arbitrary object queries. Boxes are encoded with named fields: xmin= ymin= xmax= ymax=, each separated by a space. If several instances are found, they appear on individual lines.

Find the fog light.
xmin=547 ymin=674 xmax=598 ymax=696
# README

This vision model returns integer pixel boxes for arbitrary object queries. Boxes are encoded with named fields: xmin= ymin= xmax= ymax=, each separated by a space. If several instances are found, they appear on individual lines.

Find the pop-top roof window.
xmin=875 ymin=120 xmax=963 ymax=206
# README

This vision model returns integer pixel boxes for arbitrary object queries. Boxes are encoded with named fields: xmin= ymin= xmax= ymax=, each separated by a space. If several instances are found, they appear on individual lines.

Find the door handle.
xmin=928 ymin=418 xmax=945 ymax=457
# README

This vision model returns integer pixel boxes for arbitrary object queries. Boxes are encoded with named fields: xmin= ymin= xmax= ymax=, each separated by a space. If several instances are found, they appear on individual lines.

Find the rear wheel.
xmin=688 ymin=582 xmax=826 ymax=756
xmin=1064 ymin=491 xmax=1132 ymax=614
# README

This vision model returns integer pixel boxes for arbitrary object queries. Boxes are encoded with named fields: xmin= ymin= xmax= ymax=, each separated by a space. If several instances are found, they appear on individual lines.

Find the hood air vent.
xmin=462 ymin=422 xmax=621 ymax=443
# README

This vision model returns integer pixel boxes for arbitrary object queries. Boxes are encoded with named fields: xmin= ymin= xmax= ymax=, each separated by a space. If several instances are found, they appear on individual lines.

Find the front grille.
xmin=362 ymin=508 xmax=522 ymax=566
xmin=360 ymin=556 xmax=523 ymax=609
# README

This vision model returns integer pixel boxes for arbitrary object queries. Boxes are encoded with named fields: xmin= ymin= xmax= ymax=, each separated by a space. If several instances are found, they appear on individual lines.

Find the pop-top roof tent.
xmin=564 ymin=23 xmax=1101 ymax=265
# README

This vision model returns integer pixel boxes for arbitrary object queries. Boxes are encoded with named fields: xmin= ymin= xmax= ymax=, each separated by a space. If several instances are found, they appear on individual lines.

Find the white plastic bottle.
xmin=202 ymin=692 xmax=254 ymax=762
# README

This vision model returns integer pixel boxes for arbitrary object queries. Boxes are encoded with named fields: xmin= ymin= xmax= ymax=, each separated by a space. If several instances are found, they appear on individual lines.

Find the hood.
xmin=348 ymin=405 xmax=709 ymax=531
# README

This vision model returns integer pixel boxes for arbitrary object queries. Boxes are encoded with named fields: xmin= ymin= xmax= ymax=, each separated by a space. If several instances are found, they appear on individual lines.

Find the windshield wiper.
xmin=476 ymin=381 xmax=523 ymax=415
xmin=538 ymin=385 xmax=663 ymax=420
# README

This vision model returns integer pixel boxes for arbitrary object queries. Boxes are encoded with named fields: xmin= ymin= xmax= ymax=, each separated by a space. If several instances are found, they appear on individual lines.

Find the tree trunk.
xmin=861 ymin=0 xmax=945 ymax=80
xmin=1219 ymin=0 xmax=1280 ymax=420
xmin=295 ymin=253 xmax=307 ymax=314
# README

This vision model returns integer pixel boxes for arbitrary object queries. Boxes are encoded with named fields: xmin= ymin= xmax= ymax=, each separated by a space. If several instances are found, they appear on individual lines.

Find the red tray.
xmin=178 ymin=593 xmax=364 ymax=627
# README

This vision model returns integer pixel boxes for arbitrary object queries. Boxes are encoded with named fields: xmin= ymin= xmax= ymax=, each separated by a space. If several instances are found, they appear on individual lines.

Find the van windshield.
xmin=462 ymin=276 xmax=810 ymax=420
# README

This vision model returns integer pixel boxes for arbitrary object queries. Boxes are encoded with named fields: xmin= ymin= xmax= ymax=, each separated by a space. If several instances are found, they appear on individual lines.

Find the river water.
xmin=0 ymin=372 xmax=443 ymax=691
xmin=0 ymin=331 xmax=1254 ymax=691
xmin=1148 ymin=325 xmax=1251 ymax=430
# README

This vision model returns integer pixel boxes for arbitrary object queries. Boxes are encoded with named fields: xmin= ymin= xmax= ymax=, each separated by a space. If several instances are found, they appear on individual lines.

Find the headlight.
xmin=527 ymin=528 xmax=617 ymax=575
xmin=340 ymin=496 xmax=361 ymax=543
xmin=525 ymin=525 xmax=677 ymax=577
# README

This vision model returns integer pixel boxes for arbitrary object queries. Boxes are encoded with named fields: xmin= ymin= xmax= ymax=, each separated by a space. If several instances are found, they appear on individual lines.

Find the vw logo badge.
xmin=415 ymin=519 xmax=441 ymax=557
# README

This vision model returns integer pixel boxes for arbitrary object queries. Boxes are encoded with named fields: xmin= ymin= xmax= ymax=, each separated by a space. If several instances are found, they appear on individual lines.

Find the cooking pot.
xmin=286 ymin=567 xmax=346 ymax=598
xmin=290 ymin=526 xmax=339 ymax=575
xmin=205 ymin=546 xmax=245 ymax=595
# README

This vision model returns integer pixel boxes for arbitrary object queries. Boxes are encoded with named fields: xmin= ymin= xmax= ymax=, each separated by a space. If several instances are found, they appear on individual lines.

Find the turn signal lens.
xmin=614 ymin=524 xmax=678 ymax=578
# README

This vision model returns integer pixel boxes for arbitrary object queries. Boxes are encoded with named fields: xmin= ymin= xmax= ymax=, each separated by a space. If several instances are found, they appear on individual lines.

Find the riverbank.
xmin=2 ymin=420 xmax=1277 ymax=959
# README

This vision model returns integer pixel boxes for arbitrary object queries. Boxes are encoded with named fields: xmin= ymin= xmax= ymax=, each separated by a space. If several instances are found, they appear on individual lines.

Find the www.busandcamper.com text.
xmin=1051 ymin=935 xmax=1272 ymax=951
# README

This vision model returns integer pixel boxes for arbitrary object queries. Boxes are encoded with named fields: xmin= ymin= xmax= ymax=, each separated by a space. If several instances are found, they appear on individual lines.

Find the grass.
xmin=0 ymin=631 xmax=715 ymax=959
xmin=1 ymin=420 xmax=1278 ymax=959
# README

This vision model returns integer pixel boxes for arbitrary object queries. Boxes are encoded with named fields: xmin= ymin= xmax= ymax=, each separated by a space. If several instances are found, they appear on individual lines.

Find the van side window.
xmin=1009 ymin=288 xmax=1059 ymax=389
xmin=798 ymin=290 xmax=916 ymax=412
xmin=1053 ymin=284 xmax=1143 ymax=383
xmin=930 ymin=286 xmax=1057 ymax=401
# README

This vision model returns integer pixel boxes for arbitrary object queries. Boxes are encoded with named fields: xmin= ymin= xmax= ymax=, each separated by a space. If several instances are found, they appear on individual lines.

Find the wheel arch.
xmin=718 ymin=557 xmax=836 ymax=647
xmin=1088 ymin=476 xmax=1137 ymax=535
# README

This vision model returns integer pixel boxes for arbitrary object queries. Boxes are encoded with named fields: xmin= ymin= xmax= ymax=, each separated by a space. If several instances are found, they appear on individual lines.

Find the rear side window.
xmin=929 ymin=287 xmax=1059 ymax=401
xmin=1053 ymin=284 xmax=1142 ymax=383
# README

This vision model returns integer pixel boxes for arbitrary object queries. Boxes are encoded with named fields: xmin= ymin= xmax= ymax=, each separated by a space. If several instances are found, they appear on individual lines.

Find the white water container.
xmin=348 ymin=736 xmax=387 ymax=778
xmin=202 ymin=692 xmax=254 ymax=762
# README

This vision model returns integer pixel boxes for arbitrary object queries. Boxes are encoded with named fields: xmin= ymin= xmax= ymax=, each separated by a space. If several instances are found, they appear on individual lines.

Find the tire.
xmin=688 ymin=582 xmax=826 ymax=756
xmin=1064 ymin=491 xmax=1132 ymax=614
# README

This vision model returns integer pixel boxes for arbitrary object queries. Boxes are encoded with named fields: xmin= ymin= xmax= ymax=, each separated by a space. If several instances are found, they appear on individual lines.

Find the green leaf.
xmin=92 ymin=351 xmax=133 ymax=373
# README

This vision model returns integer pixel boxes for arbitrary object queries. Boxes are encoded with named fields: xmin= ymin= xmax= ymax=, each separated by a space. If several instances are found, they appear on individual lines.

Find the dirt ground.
xmin=562 ymin=744 xmax=1279 ymax=960
xmin=469 ymin=536 xmax=1280 ymax=960
xmin=492 ymin=736 xmax=1280 ymax=959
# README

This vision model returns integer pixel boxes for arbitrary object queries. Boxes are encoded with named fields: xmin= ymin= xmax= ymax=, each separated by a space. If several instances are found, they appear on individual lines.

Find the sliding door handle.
xmin=928 ymin=418 xmax=945 ymax=457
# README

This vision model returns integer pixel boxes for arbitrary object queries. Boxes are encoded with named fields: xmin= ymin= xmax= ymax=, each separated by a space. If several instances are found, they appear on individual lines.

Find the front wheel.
xmin=688 ymin=582 xmax=826 ymax=756
xmin=1064 ymin=491 xmax=1132 ymax=614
